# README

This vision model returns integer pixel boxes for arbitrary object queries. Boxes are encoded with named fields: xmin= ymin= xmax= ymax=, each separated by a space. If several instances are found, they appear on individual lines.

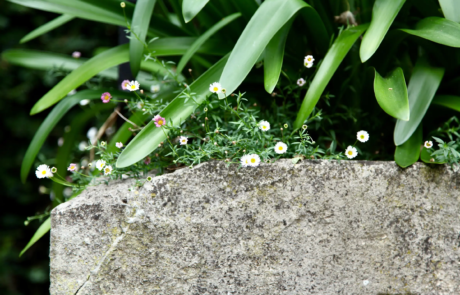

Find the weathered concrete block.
xmin=50 ymin=160 xmax=460 ymax=294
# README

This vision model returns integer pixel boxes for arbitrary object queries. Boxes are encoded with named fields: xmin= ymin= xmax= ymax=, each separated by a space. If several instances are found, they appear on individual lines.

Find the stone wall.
xmin=50 ymin=160 xmax=460 ymax=294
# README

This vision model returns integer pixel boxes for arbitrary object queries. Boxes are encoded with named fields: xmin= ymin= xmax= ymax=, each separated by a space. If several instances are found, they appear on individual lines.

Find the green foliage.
xmin=6 ymin=0 xmax=460 ymax=262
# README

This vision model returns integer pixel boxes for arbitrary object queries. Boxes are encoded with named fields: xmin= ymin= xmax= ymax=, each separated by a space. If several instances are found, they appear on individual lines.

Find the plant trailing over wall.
xmin=4 ymin=0 xmax=460 ymax=256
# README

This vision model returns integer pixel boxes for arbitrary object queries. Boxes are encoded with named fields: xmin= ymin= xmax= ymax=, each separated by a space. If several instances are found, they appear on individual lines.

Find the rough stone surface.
xmin=50 ymin=160 xmax=460 ymax=294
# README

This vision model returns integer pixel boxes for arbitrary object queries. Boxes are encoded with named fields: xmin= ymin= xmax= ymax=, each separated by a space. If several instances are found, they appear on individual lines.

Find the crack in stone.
xmin=74 ymin=224 xmax=131 ymax=295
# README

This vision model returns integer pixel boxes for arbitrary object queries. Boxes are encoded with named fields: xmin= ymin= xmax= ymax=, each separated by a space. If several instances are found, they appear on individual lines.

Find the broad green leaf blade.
xmin=395 ymin=124 xmax=422 ymax=168
xmin=293 ymin=24 xmax=369 ymax=129
xmin=9 ymin=0 xmax=186 ymax=36
xmin=400 ymin=17 xmax=460 ymax=47
xmin=21 ymin=90 xmax=132 ymax=183
xmin=264 ymin=19 xmax=293 ymax=94
xmin=130 ymin=0 xmax=157 ymax=77
xmin=106 ymin=112 xmax=150 ymax=154
xmin=373 ymin=67 xmax=410 ymax=121
xmin=117 ymin=54 xmax=230 ymax=168
xmin=394 ymin=58 xmax=444 ymax=146
xmin=20 ymin=14 xmax=74 ymax=44
xmin=420 ymin=146 xmax=446 ymax=164
xmin=432 ymin=95 xmax=460 ymax=112
xmin=177 ymin=12 xmax=241 ymax=74
xmin=439 ymin=0 xmax=460 ymax=23
xmin=28 ymin=38 xmax=227 ymax=114
xmin=182 ymin=0 xmax=209 ymax=23
xmin=19 ymin=217 xmax=50 ymax=257
xmin=30 ymin=44 xmax=129 ymax=115
xmin=360 ymin=0 xmax=406 ymax=62
xmin=219 ymin=0 xmax=329 ymax=97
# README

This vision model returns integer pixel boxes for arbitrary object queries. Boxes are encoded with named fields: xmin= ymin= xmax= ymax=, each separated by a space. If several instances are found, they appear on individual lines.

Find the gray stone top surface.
xmin=50 ymin=160 xmax=460 ymax=294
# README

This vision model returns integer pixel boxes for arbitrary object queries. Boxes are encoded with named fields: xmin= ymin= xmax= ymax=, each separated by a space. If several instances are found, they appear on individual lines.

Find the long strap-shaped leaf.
xmin=373 ymin=67 xmax=410 ymax=121
xmin=439 ymin=0 xmax=460 ymax=23
xmin=3 ymin=49 xmax=184 ymax=83
xmin=394 ymin=124 xmax=422 ymax=168
xmin=432 ymin=95 xmax=460 ymax=112
xmin=182 ymin=0 xmax=210 ymax=23
xmin=400 ymin=17 xmax=460 ymax=47
xmin=264 ymin=19 xmax=293 ymax=94
xmin=117 ymin=54 xmax=230 ymax=168
xmin=21 ymin=90 xmax=133 ymax=183
xmin=27 ymin=37 xmax=229 ymax=115
xmin=218 ymin=0 xmax=329 ymax=98
xmin=20 ymin=14 xmax=74 ymax=44
xmin=293 ymin=24 xmax=369 ymax=129
xmin=394 ymin=58 xmax=444 ymax=146
xmin=19 ymin=217 xmax=50 ymax=257
xmin=9 ymin=0 xmax=186 ymax=37
xmin=360 ymin=0 xmax=406 ymax=62
xmin=177 ymin=12 xmax=241 ymax=74
xmin=130 ymin=0 xmax=157 ymax=77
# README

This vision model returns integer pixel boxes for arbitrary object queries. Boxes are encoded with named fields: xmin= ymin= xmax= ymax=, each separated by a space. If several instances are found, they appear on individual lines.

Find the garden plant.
xmin=4 ymin=0 xmax=460 ymax=261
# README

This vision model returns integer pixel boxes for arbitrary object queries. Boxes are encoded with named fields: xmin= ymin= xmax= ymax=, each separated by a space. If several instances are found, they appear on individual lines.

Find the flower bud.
xmin=232 ymin=141 xmax=236 ymax=145
xmin=140 ymin=89 xmax=144 ymax=94
xmin=214 ymin=142 xmax=217 ymax=146
xmin=120 ymin=2 xmax=126 ymax=8
xmin=280 ymin=128 xmax=283 ymax=131
xmin=202 ymin=123 xmax=205 ymax=127
xmin=124 ymin=99 xmax=128 ymax=103
xmin=205 ymin=117 xmax=208 ymax=121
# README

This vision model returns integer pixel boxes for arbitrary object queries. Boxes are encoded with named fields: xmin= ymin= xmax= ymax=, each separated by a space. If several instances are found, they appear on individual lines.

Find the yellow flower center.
xmin=158 ymin=120 xmax=163 ymax=125
xmin=105 ymin=168 xmax=110 ymax=173
xmin=213 ymin=87 xmax=218 ymax=91
xmin=360 ymin=135 xmax=364 ymax=139
xmin=263 ymin=126 xmax=267 ymax=129
xmin=131 ymin=85 xmax=136 ymax=89
xmin=348 ymin=151 xmax=353 ymax=155
xmin=279 ymin=146 xmax=283 ymax=150
xmin=41 ymin=170 xmax=47 ymax=175
xmin=251 ymin=158 xmax=256 ymax=163
xmin=308 ymin=58 xmax=312 ymax=61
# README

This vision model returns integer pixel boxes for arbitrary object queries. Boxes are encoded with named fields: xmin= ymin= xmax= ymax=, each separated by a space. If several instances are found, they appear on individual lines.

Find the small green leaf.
xmin=20 ymin=14 xmax=74 ymax=44
xmin=394 ymin=58 xmax=444 ymax=146
xmin=420 ymin=147 xmax=446 ymax=164
xmin=21 ymin=90 xmax=132 ymax=183
xmin=117 ymin=54 xmax=230 ymax=168
xmin=19 ymin=217 xmax=50 ymax=257
xmin=219 ymin=0 xmax=329 ymax=98
xmin=360 ymin=0 xmax=406 ymax=62
xmin=439 ymin=0 xmax=460 ymax=23
xmin=395 ymin=124 xmax=422 ymax=168
xmin=177 ymin=12 xmax=241 ymax=74
xmin=264 ymin=18 xmax=293 ymax=94
xmin=400 ymin=17 xmax=460 ymax=47
xmin=293 ymin=24 xmax=369 ymax=129
xmin=182 ymin=0 xmax=209 ymax=23
xmin=432 ymin=95 xmax=460 ymax=112
xmin=130 ymin=0 xmax=157 ymax=77
xmin=373 ymin=67 xmax=410 ymax=121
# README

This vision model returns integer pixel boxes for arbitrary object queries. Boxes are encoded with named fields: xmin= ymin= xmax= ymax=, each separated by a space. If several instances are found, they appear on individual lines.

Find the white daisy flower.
xmin=274 ymin=142 xmax=288 ymax=154
xmin=150 ymin=85 xmax=160 ymax=93
xmin=127 ymin=80 xmax=140 ymax=92
xmin=95 ymin=159 xmax=106 ymax=171
xmin=248 ymin=154 xmax=261 ymax=167
xmin=345 ymin=146 xmax=358 ymax=159
xmin=424 ymin=141 xmax=433 ymax=149
xmin=357 ymin=130 xmax=369 ymax=143
xmin=35 ymin=164 xmax=52 ymax=179
xmin=259 ymin=120 xmax=270 ymax=132
xmin=240 ymin=155 xmax=250 ymax=167
xmin=209 ymin=82 xmax=222 ymax=93
xmin=304 ymin=55 xmax=315 ymax=68
xmin=116 ymin=142 xmax=123 ymax=148
xmin=179 ymin=136 xmax=188 ymax=145
xmin=103 ymin=165 xmax=113 ymax=175
xmin=297 ymin=78 xmax=306 ymax=87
